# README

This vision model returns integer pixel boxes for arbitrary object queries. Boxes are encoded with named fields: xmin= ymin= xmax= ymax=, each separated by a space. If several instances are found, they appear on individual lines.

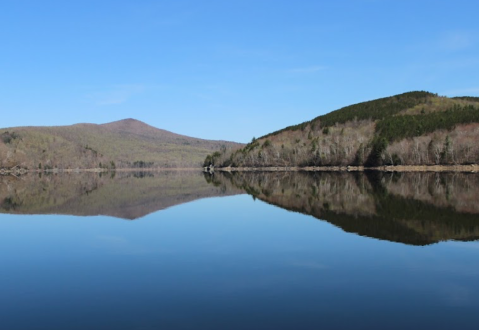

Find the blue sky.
xmin=1 ymin=0 xmax=478 ymax=143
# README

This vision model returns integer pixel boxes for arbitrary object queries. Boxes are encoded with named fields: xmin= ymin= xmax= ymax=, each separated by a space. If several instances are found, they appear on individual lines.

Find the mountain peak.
xmin=101 ymin=118 xmax=163 ymax=135
xmin=104 ymin=118 xmax=148 ymax=126
xmin=115 ymin=118 xmax=143 ymax=123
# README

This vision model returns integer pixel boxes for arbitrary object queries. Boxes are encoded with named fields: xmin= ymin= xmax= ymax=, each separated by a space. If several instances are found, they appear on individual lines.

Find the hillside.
xmin=205 ymin=91 xmax=479 ymax=168
xmin=0 ymin=119 xmax=243 ymax=169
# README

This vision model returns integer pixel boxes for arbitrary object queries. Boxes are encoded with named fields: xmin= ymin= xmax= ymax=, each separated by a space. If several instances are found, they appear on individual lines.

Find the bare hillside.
xmin=0 ymin=119 xmax=243 ymax=169
xmin=205 ymin=92 xmax=479 ymax=168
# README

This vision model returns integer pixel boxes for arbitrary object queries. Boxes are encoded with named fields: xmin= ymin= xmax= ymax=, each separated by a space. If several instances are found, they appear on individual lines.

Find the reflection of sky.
xmin=0 ymin=195 xmax=478 ymax=329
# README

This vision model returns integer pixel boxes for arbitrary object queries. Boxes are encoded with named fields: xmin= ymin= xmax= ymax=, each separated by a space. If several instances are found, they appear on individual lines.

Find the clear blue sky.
xmin=1 ymin=0 xmax=478 ymax=143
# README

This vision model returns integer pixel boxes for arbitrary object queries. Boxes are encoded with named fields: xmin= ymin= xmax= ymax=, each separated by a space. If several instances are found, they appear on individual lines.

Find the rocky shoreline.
xmin=0 ymin=166 xmax=28 ymax=176
xmin=211 ymin=164 xmax=479 ymax=173
xmin=0 ymin=167 xmax=203 ymax=176
xmin=3 ymin=165 xmax=478 ymax=176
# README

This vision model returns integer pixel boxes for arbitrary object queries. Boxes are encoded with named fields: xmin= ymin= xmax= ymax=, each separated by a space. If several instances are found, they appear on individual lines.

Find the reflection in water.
xmin=206 ymin=171 xmax=479 ymax=245
xmin=1 ymin=171 xmax=479 ymax=329
xmin=2 ymin=170 xmax=479 ymax=245
xmin=0 ymin=171 xmax=241 ymax=219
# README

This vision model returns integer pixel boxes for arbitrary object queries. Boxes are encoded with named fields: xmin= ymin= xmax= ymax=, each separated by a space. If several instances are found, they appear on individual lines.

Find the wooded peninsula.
xmin=205 ymin=91 xmax=479 ymax=171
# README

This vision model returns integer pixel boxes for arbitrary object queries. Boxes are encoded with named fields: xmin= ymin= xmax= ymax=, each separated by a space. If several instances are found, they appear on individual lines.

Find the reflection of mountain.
xmin=0 ymin=171 xmax=242 ymax=219
xmin=208 ymin=171 xmax=479 ymax=245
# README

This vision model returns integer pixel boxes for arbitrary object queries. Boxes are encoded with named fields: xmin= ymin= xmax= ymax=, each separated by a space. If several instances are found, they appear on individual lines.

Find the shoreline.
xmin=2 ymin=165 xmax=479 ymax=175
xmin=211 ymin=164 xmax=479 ymax=173
xmin=0 ymin=167 xmax=203 ymax=176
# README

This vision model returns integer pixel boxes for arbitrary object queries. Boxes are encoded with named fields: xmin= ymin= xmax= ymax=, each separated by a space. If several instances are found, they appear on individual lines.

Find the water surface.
xmin=1 ymin=171 xmax=478 ymax=329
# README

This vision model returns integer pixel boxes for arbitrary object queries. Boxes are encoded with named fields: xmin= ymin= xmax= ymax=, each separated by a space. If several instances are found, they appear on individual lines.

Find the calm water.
xmin=1 ymin=171 xmax=479 ymax=329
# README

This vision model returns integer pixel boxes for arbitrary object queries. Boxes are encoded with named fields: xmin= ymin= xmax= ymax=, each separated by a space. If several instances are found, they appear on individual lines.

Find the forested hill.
xmin=0 ymin=119 xmax=243 ymax=169
xmin=205 ymin=91 xmax=479 ymax=168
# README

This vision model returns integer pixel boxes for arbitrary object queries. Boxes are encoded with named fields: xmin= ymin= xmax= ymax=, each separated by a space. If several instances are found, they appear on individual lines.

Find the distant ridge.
xmin=0 ymin=119 xmax=243 ymax=169
xmin=100 ymin=118 xmax=235 ymax=144
xmin=100 ymin=118 xmax=183 ymax=138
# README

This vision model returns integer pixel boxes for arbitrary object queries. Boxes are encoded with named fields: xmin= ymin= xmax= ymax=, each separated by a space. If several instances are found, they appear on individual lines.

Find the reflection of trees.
xmin=209 ymin=171 xmax=479 ymax=246
xmin=0 ymin=171 xmax=242 ymax=219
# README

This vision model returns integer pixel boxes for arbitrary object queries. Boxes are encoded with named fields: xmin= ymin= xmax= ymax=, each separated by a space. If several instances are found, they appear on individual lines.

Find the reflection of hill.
xmin=209 ymin=171 xmax=479 ymax=245
xmin=0 ymin=171 xmax=242 ymax=219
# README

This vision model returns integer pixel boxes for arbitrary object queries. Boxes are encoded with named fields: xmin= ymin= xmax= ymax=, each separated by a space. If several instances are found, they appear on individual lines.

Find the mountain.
xmin=0 ymin=119 xmax=243 ymax=169
xmin=206 ymin=91 xmax=479 ymax=168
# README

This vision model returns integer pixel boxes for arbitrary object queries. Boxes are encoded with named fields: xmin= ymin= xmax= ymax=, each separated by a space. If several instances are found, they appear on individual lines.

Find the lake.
xmin=1 ymin=171 xmax=479 ymax=329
